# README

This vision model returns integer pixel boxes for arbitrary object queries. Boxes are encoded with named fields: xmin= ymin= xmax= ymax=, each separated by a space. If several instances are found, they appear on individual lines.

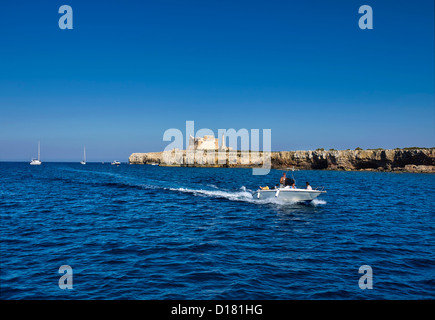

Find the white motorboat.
xmin=253 ymin=167 xmax=326 ymax=203
xmin=253 ymin=187 xmax=326 ymax=203
xmin=80 ymin=146 xmax=86 ymax=165
xmin=30 ymin=142 xmax=42 ymax=165
xmin=111 ymin=160 xmax=121 ymax=165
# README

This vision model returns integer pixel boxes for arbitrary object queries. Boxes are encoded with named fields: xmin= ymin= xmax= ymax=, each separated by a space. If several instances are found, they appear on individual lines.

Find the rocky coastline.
xmin=129 ymin=148 xmax=435 ymax=173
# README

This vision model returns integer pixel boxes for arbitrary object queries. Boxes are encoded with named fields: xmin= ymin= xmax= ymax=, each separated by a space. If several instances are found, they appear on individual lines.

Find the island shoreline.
xmin=129 ymin=148 xmax=435 ymax=174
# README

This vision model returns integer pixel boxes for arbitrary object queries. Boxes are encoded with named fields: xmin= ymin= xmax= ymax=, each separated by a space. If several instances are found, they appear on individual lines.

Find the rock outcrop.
xmin=129 ymin=148 xmax=435 ymax=173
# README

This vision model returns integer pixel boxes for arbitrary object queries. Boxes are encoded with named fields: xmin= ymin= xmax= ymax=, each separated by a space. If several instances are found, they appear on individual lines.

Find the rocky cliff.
xmin=129 ymin=148 xmax=435 ymax=173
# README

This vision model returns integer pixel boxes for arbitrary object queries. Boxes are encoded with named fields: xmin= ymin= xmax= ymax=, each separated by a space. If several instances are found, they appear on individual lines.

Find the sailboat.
xmin=80 ymin=146 xmax=86 ymax=165
xmin=30 ymin=141 xmax=42 ymax=165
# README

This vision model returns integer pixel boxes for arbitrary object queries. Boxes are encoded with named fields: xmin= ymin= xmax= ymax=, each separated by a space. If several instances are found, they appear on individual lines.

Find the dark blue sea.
xmin=0 ymin=162 xmax=434 ymax=299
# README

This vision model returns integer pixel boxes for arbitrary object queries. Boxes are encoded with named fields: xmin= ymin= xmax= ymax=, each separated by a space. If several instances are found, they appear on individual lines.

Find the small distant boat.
xmin=80 ymin=146 xmax=86 ymax=165
xmin=30 ymin=142 xmax=42 ymax=165
xmin=150 ymin=163 xmax=159 ymax=166
xmin=111 ymin=160 xmax=121 ymax=165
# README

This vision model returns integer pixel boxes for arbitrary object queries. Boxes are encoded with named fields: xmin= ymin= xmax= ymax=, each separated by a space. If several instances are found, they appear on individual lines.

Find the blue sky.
xmin=0 ymin=0 xmax=434 ymax=161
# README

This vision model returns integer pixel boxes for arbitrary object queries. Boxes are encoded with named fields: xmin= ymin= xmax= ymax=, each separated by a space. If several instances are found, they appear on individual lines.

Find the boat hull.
xmin=254 ymin=188 xmax=326 ymax=202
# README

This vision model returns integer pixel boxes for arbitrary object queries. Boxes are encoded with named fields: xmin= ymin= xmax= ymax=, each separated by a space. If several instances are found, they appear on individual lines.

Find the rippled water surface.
xmin=0 ymin=163 xmax=434 ymax=299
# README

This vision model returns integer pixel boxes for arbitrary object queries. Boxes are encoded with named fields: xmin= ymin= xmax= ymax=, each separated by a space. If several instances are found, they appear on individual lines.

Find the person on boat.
xmin=284 ymin=177 xmax=295 ymax=187
xmin=259 ymin=186 xmax=269 ymax=190
xmin=306 ymin=182 xmax=312 ymax=190
xmin=279 ymin=173 xmax=287 ymax=187
xmin=283 ymin=182 xmax=296 ymax=189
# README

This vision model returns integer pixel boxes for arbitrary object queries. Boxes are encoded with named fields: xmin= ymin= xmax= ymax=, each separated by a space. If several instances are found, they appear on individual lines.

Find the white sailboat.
xmin=30 ymin=141 xmax=42 ymax=165
xmin=80 ymin=146 xmax=86 ymax=165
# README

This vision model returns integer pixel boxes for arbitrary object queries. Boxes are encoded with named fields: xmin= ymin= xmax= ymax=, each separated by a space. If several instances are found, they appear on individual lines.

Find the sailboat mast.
xmin=38 ymin=141 xmax=40 ymax=161
xmin=84 ymin=146 xmax=86 ymax=162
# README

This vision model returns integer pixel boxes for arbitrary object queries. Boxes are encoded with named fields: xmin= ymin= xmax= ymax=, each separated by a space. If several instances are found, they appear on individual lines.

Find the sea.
xmin=0 ymin=162 xmax=434 ymax=299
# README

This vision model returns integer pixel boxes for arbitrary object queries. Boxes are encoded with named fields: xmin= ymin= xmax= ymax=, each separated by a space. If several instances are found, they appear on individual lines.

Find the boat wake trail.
xmin=167 ymin=186 xmax=255 ymax=203
xmin=57 ymin=167 xmax=326 ymax=206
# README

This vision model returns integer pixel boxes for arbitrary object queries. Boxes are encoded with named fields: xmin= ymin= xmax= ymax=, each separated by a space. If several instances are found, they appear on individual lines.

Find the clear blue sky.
xmin=0 ymin=0 xmax=433 ymax=161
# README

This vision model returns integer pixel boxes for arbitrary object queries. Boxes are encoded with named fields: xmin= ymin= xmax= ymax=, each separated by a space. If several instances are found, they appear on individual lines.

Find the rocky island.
xmin=129 ymin=148 xmax=435 ymax=173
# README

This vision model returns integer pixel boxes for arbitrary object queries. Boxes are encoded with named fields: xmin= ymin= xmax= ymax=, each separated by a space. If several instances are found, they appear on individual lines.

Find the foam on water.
xmin=311 ymin=198 xmax=327 ymax=206
xmin=167 ymin=186 xmax=255 ymax=202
